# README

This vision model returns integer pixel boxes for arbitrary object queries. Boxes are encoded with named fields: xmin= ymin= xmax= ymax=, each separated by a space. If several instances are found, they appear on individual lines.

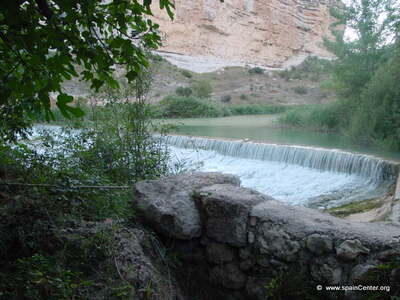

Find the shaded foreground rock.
xmin=133 ymin=173 xmax=400 ymax=299
xmin=134 ymin=172 xmax=240 ymax=239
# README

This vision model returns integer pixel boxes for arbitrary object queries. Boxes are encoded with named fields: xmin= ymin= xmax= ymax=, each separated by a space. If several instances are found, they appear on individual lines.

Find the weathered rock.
xmin=377 ymin=249 xmax=400 ymax=262
xmin=306 ymin=233 xmax=333 ymax=255
xmin=240 ymin=259 xmax=255 ymax=271
xmin=210 ymin=263 xmax=247 ymax=290
xmin=246 ymin=277 xmax=269 ymax=300
xmin=151 ymin=0 xmax=342 ymax=69
xmin=350 ymin=264 xmax=377 ymax=283
xmin=239 ymin=248 xmax=252 ymax=260
xmin=251 ymin=200 xmax=400 ymax=249
xmin=310 ymin=257 xmax=343 ymax=285
xmin=206 ymin=242 xmax=235 ymax=264
xmin=257 ymin=224 xmax=300 ymax=262
xmin=336 ymin=240 xmax=370 ymax=261
xmin=133 ymin=172 xmax=400 ymax=299
xmin=391 ymin=268 xmax=400 ymax=283
xmin=196 ymin=184 xmax=271 ymax=247
xmin=134 ymin=172 xmax=240 ymax=239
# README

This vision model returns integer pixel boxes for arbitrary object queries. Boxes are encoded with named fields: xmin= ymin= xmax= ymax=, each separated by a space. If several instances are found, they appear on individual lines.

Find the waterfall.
xmin=164 ymin=135 xmax=399 ymax=187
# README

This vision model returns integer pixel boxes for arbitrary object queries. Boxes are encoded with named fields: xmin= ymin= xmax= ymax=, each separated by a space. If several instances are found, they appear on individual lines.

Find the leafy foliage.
xmin=156 ymin=95 xmax=229 ymax=118
xmin=324 ymin=0 xmax=399 ymax=98
xmin=0 ymin=0 xmax=174 ymax=140
xmin=192 ymin=80 xmax=213 ymax=99
xmin=0 ymin=68 xmax=172 ymax=299
xmin=175 ymin=86 xmax=193 ymax=97
xmin=279 ymin=0 xmax=400 ymax=150
xmin=248 ymin=67 xmax=264 ymax=75
xmin=347 ymin=43 xmax=400 ymax=148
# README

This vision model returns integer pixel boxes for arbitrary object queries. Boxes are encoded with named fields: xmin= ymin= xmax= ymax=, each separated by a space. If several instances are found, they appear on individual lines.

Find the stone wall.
xmin=134 ymin=173 xmax=400 ymax=299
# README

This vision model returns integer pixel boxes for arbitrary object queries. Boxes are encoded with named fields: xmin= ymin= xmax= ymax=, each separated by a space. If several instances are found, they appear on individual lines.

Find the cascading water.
xmin=165 ymin=135 xmax=399 ymax=208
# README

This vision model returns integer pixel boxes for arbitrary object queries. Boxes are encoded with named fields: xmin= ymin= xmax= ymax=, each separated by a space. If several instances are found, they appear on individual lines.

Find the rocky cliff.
xmin=152 ymin=0 xmax=343 ymax=69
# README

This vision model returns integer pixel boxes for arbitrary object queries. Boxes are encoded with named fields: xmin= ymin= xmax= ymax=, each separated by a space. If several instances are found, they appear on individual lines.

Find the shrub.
xmin=157 ymin=96 xmax=224 ymax=118
xmin=248 ymin=67 xmax=264 ymax=75
xmin=278 ymin=102 xmax=344 ymax=131
xmin=277 ymin=69 xmax=291 ymax=81
xmin=181 ymin=70 xmax=193 ymax=78
xmin=229 ymin=105 xmax=286 ymax=115
xmin=240 ymin=94 xmax=248 ymax=100
xmin=175 ymin=86 xmax=193 ymax=97
xmin=221 ymin=94 xmax=232 ymax=103
xmin=192 ymin=80 xmax=213 ymax=98
xmin=293 ymin=86 xmax=307 ymax=95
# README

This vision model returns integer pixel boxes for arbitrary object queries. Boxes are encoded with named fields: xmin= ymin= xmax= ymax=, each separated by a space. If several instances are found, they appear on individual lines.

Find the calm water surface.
xmin=161 ymin=115 xmax=400 ymax=161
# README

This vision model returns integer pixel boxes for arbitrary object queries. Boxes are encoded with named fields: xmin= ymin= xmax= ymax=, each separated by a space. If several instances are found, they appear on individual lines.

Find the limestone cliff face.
xmin=152 ymin=0 xmax=342 ymax=68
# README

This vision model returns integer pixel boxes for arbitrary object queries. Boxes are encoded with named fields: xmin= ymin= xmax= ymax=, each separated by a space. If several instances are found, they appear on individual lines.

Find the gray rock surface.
xmin=209 ymin=262 xmax=247 ymax=290
xmin=133 ymin=172 xmax=400 ymax=300
xmin=196 ymin=184 xmax=271 ymax=247
xmin=336 ymin=239 xmax=370 ymax=261
xmin=134 ymin=172 xmax=240 ymax=239
xmin=306 ymin=233 xmax=334 ymax=255
xmin=350 ymin=264 xmax=377 ymax=283
xmin=206 ymin=242 xmax=235 ymax=264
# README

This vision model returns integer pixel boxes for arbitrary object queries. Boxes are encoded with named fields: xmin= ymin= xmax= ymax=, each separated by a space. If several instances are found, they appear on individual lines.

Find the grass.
xmin=326 ymin=198 xmax=384 ymax=218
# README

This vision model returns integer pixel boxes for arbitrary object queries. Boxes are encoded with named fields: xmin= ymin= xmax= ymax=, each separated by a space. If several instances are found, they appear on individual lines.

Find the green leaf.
xmin=56 ymin=94 xmax=85 ymax=119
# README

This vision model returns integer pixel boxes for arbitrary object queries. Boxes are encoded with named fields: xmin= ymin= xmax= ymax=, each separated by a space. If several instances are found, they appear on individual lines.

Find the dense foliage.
xmin=279 ymin=0 xmax=400 ymax=150
xmin=0 ymin=68 xmax=173 ymax=298
xmin=0 ymin=0 xmax=174 ymax=140
xmin=155 ymin=95 xmax=287 ymax=118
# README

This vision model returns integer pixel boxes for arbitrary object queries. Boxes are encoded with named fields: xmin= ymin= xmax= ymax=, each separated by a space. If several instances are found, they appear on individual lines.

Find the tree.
xmin=325 ymin=0 xmax=399 ymax=98
xmin=348 ymin=41 xmax=400 ymax=148
xmin=0 ymin=0 xmax=174 ymax=140
xmin=323 ymin=0 xmax=400 ymax=149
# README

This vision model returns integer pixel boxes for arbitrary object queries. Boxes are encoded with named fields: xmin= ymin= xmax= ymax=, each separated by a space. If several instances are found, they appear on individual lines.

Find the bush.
xmin=277 ymin=69 xmax=291 ymax=81
xmin=346 ymin=44 xmax=400 ymax=150
xmin=278 ymin=102 xmax=344 ymax=131
xmin=221 ymin=94 xmax=232 ymax=103
xmin=240 ymin=94 xmax=248 ymax=100
xmin=192 ymin=80 xmax=212 ymax=98
xmin=175 ymin=86 xmax=193 ymax=97
xmin=181 ymin=70 xmax=193 ymax=78
xmin=157 ymin=96 xmax=227 ymax=118
xmin=293 ymin=86 xmax=307 ymax=95
xmin=229 ymin=105 xmax=286 ymax=115
xmin=248 ymin=67 xmax=264 ymax=75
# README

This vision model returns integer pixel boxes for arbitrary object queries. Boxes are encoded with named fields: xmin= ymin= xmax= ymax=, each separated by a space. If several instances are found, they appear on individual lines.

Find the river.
xmin=160 ymin=115 xmax=400 ymax=208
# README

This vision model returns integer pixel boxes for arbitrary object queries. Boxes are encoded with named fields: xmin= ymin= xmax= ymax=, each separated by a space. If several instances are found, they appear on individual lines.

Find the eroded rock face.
xmin=133 ymin=173 xmax=400 ymax=299
xmin=195 ymin=184 xmax=271 ymax=247
xmin=152 ymin=0 xmax=343 ymax=68
xmin=133 ymin=172 xmax=240 ymax=239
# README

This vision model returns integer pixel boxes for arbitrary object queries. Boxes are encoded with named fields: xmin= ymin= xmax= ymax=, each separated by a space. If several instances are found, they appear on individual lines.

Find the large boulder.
xmin=133 ymin=172 xmax=240 ymax=239
xmin=195 ymin=184 xmax=272 ymax=247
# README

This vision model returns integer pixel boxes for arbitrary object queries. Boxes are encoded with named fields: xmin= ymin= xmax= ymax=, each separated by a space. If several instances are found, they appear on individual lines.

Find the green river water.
xmin=161 ymin=115 xmax=400 ymax=161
